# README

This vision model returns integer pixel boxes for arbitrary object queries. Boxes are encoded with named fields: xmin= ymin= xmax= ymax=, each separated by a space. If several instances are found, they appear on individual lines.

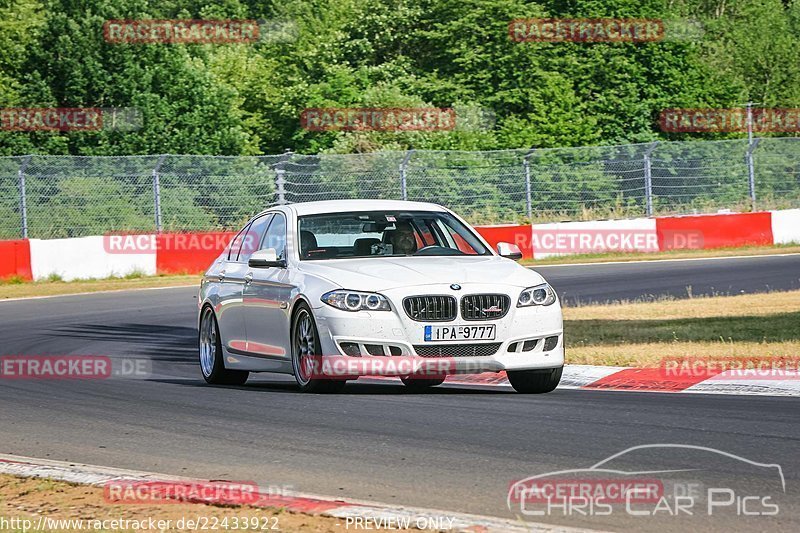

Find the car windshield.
xmin=297 ymin=210 xmax=491 ymax=260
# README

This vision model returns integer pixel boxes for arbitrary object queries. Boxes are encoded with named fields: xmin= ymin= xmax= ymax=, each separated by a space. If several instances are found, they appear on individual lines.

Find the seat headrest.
xmin=300 ymin=230 xmax=318 ymax=256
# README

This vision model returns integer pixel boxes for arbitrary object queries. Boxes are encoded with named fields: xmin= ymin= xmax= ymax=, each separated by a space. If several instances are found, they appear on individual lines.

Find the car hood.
xmin=297 ymin=256 xmax=545 ymax=291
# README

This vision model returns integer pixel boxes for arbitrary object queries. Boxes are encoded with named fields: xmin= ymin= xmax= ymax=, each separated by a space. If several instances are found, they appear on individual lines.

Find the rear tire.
xmin=507 ymin=367 xmax=562 ymax=394
xmin=291 ymin=302 xmax=346 ymax=393
xmin=199 ymin=306 xmax=249 ymax=386
xmin=401 ymin=377 xmax=445 ymax=391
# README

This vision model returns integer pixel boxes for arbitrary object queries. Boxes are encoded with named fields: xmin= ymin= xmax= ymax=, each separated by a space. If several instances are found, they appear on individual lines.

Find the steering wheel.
xmin=415 ymin=245 xmax=440 ymax=253
xmin=413 ymin=245 xmax=465 ymax=256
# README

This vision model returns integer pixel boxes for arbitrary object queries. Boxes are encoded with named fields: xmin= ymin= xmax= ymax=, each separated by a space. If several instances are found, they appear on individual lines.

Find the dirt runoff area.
xmin=0 ymin=474 xmax=347 ymax=532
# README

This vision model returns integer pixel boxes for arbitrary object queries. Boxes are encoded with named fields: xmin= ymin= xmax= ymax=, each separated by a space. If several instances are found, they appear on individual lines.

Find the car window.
xmin=261 ymin=213 xmax=287 ymax=261
xmin=297 ymin=211 xmax=490 ymax=260
xmin=238 ymin=213 xmax=273 ymax=262
xmin=440 ymin=220 xmax=478 ymax=254
xmin=227 ymin=223 xmax=252 ymax=261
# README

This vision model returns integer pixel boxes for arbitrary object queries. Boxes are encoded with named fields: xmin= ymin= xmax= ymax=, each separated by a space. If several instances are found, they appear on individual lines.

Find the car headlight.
xmin=322 ymin=290 xmax=392 ymax=312
xmin=517 ymin=283 xmax=557 ymax=307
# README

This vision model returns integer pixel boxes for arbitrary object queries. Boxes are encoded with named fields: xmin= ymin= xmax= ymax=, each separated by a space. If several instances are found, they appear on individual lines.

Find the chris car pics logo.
xmin=508 ymin=444 xmax=784 ymax=520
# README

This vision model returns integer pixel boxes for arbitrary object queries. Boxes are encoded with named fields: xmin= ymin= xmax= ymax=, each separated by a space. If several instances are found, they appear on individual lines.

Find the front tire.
xmin=507 ymin=367 xmax=562 ymax=394
xmin=199 ymin=306 xmax=249 ymax=385
xmin=291 ymin=302 xmax=346 ymax=393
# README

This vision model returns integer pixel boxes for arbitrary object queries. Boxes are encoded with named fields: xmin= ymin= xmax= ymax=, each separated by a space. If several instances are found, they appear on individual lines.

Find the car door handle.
xmin=218 ymin=270 xmax=226 ymax=281
xmin=244 ymin=273 xmax=253 ymax=284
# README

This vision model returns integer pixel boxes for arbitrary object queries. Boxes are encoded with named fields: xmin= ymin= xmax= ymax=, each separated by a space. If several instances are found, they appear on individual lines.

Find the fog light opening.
xmin=364 ymin=344 xmax=385 ymax=356
xmin=522 ymin=339 xmax=538 ymax=352
xmin=543 ymin=336 xmax=559 ymax=351
xmin=340 ymin=342 xmax=361 ymax=356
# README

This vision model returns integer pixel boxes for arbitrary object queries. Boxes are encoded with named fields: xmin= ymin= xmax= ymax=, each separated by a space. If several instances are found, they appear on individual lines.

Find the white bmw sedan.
xmin=198 ymin=200 xmax=563 ymax=393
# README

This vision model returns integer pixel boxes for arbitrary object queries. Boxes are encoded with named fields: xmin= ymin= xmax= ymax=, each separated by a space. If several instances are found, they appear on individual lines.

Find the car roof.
xmin=285 ymin=199 xmax=449 ymax=216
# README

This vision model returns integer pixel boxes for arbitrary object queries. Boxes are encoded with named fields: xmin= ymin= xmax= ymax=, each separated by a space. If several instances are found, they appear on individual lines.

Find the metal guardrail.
xmin=1 ymin=138 xmax=799 ymax=239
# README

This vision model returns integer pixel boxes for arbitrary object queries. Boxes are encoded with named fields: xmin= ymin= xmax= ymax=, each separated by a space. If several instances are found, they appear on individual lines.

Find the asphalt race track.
xmin=1 ymin=254 xmax=799 ymax=531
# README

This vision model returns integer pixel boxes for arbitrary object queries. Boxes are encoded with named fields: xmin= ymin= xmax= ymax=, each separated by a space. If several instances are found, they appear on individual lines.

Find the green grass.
xmin=122 ymin=269 xmax=147 ymax=279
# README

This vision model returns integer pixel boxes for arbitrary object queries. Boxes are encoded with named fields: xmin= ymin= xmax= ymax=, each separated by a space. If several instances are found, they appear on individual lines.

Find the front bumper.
xmin=311 ymin=284 xmax=564 ymax=374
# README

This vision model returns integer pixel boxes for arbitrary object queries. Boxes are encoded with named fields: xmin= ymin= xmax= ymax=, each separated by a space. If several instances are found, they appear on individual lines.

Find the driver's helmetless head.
xmin=391 ymin=222 xmax=417 ymax=254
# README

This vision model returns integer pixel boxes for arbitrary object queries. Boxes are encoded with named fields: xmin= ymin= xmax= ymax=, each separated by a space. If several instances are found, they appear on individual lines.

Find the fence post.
xmin=643 ymin=142 xmax=659 ymax=217
xmin=523 ymin=148 xmax=535 ymax=220
xmin=18 ymin=155 xmax=32 ymax=239
xmin=746 ymin=138 xmax=760 ymax=211
xmin=152 ymin=154 xmax=167 ymax=232
xmin=274 ymin=150 xmax=292 ymax=205
xmin=400 ymin=149 xmax=414 ymax=201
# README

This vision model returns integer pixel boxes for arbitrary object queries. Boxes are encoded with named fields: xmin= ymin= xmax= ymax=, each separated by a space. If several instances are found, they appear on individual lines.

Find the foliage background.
xmin=2 ymin=1 xmax=800 ymax=238
xmin=2 ymin=0 xmax=800 ymax=156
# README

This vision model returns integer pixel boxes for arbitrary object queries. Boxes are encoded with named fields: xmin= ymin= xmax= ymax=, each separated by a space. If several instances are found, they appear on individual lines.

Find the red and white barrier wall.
xmin=771 ymin=208 xmax=800 ymax=244
xmin=529 ymin=217 xmax=657 ymax=259
xmin=0 ymin=239 xmax=32 ymax=281
xmin=28 ymin=236 xmax=156 ymax=281
xmin=1 ymin=209 xmax=799 ymax=281
xmin=481 ymin=209 xmax=792 ymax=260
xmin=471 ymin=224 xmax=533 ymax=258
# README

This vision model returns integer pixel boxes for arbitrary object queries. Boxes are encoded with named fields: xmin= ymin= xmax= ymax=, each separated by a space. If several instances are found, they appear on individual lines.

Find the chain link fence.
xmin=2 ymin=138 xmax=799 ymax=239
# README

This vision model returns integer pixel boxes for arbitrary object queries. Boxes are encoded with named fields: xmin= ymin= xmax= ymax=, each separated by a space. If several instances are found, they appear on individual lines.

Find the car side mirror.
xmin=496 ymin=242 xmax=523 ymax=261
xmin=248 ymin=248 xmax=286 ymax=268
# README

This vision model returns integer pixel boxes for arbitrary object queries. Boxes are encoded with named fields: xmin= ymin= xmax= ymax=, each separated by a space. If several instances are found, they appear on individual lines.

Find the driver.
xmin=389 ymin=222 xmax=417 ymax=255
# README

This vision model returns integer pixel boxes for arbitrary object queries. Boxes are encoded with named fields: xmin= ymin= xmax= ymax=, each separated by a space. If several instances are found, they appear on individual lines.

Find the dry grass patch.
xmin=563 ymin=290 xmax=800 ymax=367
xmin=567 ymin=341 xmax=800 ymax=368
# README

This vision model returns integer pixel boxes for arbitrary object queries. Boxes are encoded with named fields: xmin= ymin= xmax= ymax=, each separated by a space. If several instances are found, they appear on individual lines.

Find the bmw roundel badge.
xmin=450 ymin=284 xmax=461 ymax=290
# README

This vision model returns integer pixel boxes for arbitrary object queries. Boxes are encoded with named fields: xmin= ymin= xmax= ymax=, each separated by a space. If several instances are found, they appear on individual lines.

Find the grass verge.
xmin=0 ymin=274 xmax=199 ymax=300
xmin=522 ymin=243 xmax=800 ymax=266
xmin=564 ymin=290 xmax=800 ymax=367
xmin=0 ymin=474 xmax=342 ymax=532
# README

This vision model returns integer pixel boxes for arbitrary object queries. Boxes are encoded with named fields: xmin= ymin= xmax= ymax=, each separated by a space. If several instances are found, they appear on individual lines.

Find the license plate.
xmin=424 ymin=324 xmax=496 ymax=342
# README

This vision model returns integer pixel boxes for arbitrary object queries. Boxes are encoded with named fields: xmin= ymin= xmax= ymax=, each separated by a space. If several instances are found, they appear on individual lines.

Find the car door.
xmin=242 ymin=212 xmax=293 ymax=360
xmin=216 ymin=214 xmax=272 ymax=354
